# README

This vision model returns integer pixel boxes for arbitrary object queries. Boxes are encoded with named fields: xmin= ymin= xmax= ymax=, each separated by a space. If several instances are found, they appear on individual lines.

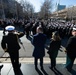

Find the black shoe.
xmin=66 ymin=68 xmax=72 ymax=72
xmin=49 ymin=66 xmax=54 ymax=70
xmin=35 ymin=66 xmax=38 ymax=70
xmin=66 ymin=66 xmax=72 ymax=72
xmin=53 ymin=67 xmax=56 ymax=69
xmin=19 ymin=63 xmax=21 ymax=67
xmin=0 ymin=65 xmax=3 ymax=70
xmin=41 ymin=66 xmax=44 ymax=70
xmin=35 ymin=65 xmax=39 ymax=71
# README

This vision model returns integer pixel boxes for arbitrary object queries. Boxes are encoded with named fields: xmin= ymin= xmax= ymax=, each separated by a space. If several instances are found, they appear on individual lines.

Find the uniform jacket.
xmin=66 ymin=36 xmax=76 ymax=57
xmin=32 ymin=33 xmax=47 ymax=58
xmin=1 ymin=32 xmax=24 ymax=52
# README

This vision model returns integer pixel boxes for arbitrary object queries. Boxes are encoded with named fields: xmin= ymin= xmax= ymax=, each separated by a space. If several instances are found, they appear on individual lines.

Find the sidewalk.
xmin=0 ymin=30 xmax=67 ymax=58
xmin=0 ymin=57 xmax=66 ymax=64
xmin=0 ymin=30 xmax=76 ymax=75
xmin=0 ymin=62 xmax=76 ymax=75
xmin=0 ymin=57 xmax=76 ymax=64
xmin=0 ymin=29 xmax=68 ymax=74
xmin=0 ymin=57 xmax=76 ymax=75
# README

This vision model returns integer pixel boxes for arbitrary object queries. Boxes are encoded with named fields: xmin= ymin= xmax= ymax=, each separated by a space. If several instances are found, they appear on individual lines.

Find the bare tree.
xmin=39 ymin=0 xmax=53 ymax=19
xmin=0 ymin=0 xmax=24 ymax=19
xmin=20 ymin=0 xmax=35 ymax=19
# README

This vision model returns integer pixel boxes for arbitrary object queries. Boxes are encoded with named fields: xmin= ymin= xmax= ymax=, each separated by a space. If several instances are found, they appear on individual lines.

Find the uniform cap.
xmin=72 ymin=27 xmax=76 ymax=31
xmin=5 ymin=26 xmax=15 ymax=31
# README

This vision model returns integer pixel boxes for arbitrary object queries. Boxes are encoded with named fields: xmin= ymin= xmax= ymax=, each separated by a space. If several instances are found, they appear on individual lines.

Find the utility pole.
xmin=1 ymin=0 xmax=5 ymax=19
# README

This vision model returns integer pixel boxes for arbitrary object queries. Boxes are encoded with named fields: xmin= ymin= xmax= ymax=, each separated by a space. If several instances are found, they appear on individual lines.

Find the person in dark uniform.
xmin=1 ymin=25 xmax=24 ymax=71
xmin=65 ymin=27 xmax=76 ymax=71
xmin=32 ymin=26 xmax=47 ymax=70
xmin=47 ymin=31 xmax=61 ymax=69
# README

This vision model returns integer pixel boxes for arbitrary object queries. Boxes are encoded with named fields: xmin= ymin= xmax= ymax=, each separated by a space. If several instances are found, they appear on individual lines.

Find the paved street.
xmin=0 ymin=30 xmax=68 ymax=63
xmin=0 ymin=30 xmax=76 ymax=75
xmin=0 ymin=30 xmax=66 ymax=58
xmin=0 ymin=30 xmax=75 ymax=63
xmin=0 ymin=63 xmax=76 ymax=75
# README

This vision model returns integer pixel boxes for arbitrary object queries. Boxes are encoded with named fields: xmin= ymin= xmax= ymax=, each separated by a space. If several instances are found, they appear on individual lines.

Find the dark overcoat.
xmin=32 ymin=33 xmax=47 ymax=58
xmin=1 ymin=32 xmax=24 ymax=52
xmin=49 ymin=39 xmax=61 ymax=58
xmin=66 ymin=36 xmax=76 ymax=57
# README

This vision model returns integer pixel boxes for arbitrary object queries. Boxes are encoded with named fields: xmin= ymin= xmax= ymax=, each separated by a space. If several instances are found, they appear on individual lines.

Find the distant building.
xmin=51 ymin=5 xmax=76 ymax=20
xmin=57 ymin=4 xmax=66 ymax=11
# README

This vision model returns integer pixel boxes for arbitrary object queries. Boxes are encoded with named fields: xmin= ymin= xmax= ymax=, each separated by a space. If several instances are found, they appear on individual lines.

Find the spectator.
xmin=65 ymin=27 xmax=76 ymax=71
xmin=47 ymin=31 xmax=61 ymax=69
xmin=32 ymin=26 xmax=47 ymax=70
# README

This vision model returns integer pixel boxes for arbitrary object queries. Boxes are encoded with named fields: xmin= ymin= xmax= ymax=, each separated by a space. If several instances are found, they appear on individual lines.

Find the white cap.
xmin=5 ymin=26 xmax=15 ymax=31
xmin=73 ymin=27 xmax=76 ymax=31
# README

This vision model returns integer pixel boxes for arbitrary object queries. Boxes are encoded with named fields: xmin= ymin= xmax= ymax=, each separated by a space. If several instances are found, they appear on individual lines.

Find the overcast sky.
xmin=17 ymin=0 xmax=76 ymax=12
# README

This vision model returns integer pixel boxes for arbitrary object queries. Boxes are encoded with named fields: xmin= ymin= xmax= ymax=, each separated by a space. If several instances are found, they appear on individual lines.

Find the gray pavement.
xmin=0 ymin=30 xmax=67 ymax=64
xmin=0 ymin=30 xmax=66 ymax=58
xmin=0 ymin=30 xmax=76 ymax=75
xmin=0 ymin=63 xmax=76 ymax=75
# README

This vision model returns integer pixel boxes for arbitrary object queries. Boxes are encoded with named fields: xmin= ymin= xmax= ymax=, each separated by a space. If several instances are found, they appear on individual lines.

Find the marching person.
xmin=47 ymin=31 xmax=61 ymax=69
xmin=32 ymin=26 xmax=47 ymax=70
xmin=1 ymin=25 xmax=24 ymax=72
xmin=65 ymin=27 xmax=76 ymax=71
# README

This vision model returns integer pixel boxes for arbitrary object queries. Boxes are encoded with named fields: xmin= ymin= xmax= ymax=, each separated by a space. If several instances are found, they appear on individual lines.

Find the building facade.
xmin=51 ymin=5 xmax=76 ymax=20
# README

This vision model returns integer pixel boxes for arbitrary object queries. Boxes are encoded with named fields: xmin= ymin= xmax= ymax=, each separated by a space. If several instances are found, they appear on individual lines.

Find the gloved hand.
xmin=3 ymin=48 xmax=8 ymax=52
